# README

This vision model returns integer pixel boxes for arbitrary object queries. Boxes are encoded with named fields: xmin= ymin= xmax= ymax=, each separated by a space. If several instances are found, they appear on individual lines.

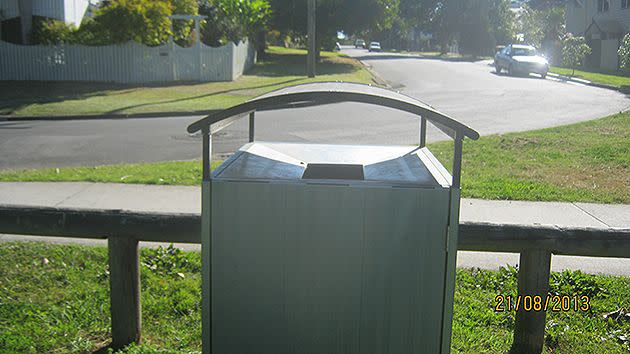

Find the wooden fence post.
xmin=510 ymin=250 xmax=552 ymax=354
xmin=108 ymin=237 xmax=141 ymax=349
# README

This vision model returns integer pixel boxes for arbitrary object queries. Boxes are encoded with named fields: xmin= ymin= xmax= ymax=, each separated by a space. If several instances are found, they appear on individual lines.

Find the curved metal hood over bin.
xmin=188 ymin=82 xmax=478 ymax=354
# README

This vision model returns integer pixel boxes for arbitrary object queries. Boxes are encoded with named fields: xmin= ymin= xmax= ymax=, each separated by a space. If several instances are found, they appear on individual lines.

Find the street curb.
xmin=360 ymin=61 xmax=392 ymax=88
xmin=547 ymin=72 xmax=622 ymax=92
xmin=0 ymin=110 xmax=218 ymax=122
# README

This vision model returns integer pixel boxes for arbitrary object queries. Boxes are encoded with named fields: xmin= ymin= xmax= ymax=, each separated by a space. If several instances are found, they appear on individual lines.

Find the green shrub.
xmin=549 ymin=269 xmax=608 ymax=299
xmin=141 ymin=244 xmax=201 ymax=276
xmin=32 ymin=19 xmax=77 ymax=45
xmin=561 ymin=33 xmax=592 ymax=76
xmin=618 ymin=32 xmax=630 ymax=70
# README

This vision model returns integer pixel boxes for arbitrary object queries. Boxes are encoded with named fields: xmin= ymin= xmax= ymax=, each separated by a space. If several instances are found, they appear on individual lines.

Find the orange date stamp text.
xmin=494 ymin=294 xmax=590 ymax=312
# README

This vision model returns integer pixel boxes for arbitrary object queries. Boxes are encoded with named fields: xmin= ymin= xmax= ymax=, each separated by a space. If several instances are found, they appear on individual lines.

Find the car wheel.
xmin=495 ymin=64 xmax=501 ymax=74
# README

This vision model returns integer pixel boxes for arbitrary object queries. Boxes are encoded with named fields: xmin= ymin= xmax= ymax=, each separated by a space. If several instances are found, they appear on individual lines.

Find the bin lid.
xmin=187 ymin=82 xmax=479 ymax=141
xmin=213 ymin=142 xmax=451 ymax=188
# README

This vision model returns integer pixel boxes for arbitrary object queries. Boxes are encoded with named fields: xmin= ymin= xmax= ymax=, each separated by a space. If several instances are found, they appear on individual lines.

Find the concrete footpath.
xmin=1 ymin=182 xmax=629 ymax=276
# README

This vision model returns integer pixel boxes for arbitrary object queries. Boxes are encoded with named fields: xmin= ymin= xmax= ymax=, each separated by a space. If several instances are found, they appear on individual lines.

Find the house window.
xmin=598 ymin=0 xmax=610 ymax=12
xmin=623 ymin=0 xmax=630 ymax=9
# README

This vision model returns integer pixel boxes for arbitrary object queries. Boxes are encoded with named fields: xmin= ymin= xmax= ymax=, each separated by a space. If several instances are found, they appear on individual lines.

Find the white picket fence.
xmin=0 ymin=40 xmax=256 ymax=83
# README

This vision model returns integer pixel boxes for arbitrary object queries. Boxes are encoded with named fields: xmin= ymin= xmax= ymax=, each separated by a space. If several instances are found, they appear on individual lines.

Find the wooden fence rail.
xmin=1 ymin=204 xmax=629 ymax=354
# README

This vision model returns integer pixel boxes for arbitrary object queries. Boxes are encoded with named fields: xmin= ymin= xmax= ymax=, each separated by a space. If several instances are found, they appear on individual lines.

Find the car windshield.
xmin=371 ymin=42 xmax=380 ymax=46
xmin=512 ymin=47 xmax=537 ymax=56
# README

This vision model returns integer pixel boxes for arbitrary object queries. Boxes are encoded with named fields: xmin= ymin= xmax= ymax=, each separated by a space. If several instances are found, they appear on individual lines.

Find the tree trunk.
xmin=255 ymin=30 xmax=266 ymax=58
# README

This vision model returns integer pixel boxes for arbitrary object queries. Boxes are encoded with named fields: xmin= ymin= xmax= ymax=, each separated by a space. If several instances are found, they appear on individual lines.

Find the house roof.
xmin=585 ymin=18 xmax=625 ymax=36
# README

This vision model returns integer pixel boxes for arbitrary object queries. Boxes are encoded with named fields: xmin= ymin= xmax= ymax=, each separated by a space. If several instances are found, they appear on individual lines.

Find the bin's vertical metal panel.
xmin=201 ymin=129 xmax=212 ymax=354
xmin=284 ymin=184 xmax=364 ymax=354
xmin=201 ymin=180 xmax=212 ymax=354
xmin=359 ymin=187 xmax=449 ymax=354
xmin=211 ymin=181 xmax=288 ymax=354
xmin=441 ymin=187 xmax=461 ymax=354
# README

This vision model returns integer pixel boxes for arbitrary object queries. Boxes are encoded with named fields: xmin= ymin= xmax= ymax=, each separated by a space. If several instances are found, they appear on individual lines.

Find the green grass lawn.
xmin=0 ymin=46 xmax=374 ymax=117
xmin=2 ymin=111 xmax=628 ymax=204
xmin=1 ymin=242 xmax=628 ymax=353
xmin=550 ymin=66 xmax=630 ymax=88
xmin=430 ymin=110 xmax=630 ymax=204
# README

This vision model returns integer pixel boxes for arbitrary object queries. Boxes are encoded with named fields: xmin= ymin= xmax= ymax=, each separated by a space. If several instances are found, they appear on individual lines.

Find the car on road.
xmin=355 ymin=39 xmax=366 ymax=48
xmin=368 ymin=41 xmax=382 ymax=52
xmin=494 ymin=44 xmax=549 ymax=78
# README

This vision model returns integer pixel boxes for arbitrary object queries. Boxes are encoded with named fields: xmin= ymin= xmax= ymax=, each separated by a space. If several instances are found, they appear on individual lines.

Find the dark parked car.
xmin=355 ymin=39 xmax=366 ymax=48
xmin=494 ymin=44 xmax=549 ymax=78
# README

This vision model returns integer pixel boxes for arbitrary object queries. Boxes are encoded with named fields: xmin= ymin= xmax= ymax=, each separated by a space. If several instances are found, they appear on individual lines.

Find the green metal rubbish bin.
xmin=187 ymin=82 xmax=479 ymax=354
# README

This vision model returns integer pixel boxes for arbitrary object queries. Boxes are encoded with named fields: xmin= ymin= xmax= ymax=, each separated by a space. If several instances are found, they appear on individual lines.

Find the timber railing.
xmin=1 ymin=204 xmax=629 ymax=354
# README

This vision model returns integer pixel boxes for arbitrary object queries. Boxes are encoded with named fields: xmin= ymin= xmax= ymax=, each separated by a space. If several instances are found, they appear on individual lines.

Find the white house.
xmin=566 ymin=0 xmax=629 ymax=70
xmin=1 ymin=0 xmax=98 ymax=27
xmin=0 ymin=0 xmax=99 ymax=44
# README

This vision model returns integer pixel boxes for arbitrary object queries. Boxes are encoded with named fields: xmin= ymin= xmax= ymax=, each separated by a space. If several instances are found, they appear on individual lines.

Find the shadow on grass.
xmin=0 ymin=50 xmax=360 ymax=116
xmin=92 ymin=343 xmax=113 ymax=354
xmin=105 ymin=50 xmax=364 ymax=114
xmin=250 ymin=52 xmax=360 ymax=77
xmin=104 ymin=77 xmax=303 ymax=115
xmin=0 ymin=80 xmax=220 ymax=116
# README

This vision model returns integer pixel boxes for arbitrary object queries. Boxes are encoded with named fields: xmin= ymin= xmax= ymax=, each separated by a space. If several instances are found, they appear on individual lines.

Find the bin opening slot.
xmin=302 ymin=164 xmax=365 ymax=180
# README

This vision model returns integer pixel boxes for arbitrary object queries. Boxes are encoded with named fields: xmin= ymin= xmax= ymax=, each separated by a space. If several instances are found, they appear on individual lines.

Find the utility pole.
xmin=307 ymin=0 xmax=316 ymax=77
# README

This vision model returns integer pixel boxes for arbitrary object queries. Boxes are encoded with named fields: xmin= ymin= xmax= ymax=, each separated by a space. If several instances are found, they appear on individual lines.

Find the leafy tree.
xmin=398 ymin=0 xmax=439 ymax=29
xmin=458 ymin=0 xmax=494 ymax=57
xmin=268 ymin=0 xmax=398 ymax=52
xmin=541 ymin=6 xmax=565 ymax=42
xmin=94 ymin=0 xmax=173 ymax=46
xmin=172 ymin=0 xmax=199 ymax=46
xmin=526 ymin=0 xmax=566 ymax=10
xmin=561 ymin=33 xmax=591 ymax=76
xmin=516 ymin=5 xmax=564 ymax=48
xmin=432 ymin=0 xmax=512 ymax=56
xmin=618 ymin=33 xmax=630 ymax=70
xmin=488 ymin=0 xmax=515 ymax=46
xmin=199 ymin=0 xmax=271 ymax=52
xmin=516 ymin=6 xmax=543 ymax=46
xmin=372 ymin=0 xmax=438 ymax=50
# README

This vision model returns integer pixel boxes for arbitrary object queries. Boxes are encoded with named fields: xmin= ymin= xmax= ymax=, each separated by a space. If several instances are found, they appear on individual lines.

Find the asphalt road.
xmin=344 ymin=47 xmax=629 ymax=134
xmin=1 ymin=48 xmax=628 ymax=170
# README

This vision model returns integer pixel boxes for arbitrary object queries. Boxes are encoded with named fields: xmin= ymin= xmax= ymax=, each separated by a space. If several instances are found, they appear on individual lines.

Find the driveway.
xmin=0 ymin=49 xmax=627 ymax=170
